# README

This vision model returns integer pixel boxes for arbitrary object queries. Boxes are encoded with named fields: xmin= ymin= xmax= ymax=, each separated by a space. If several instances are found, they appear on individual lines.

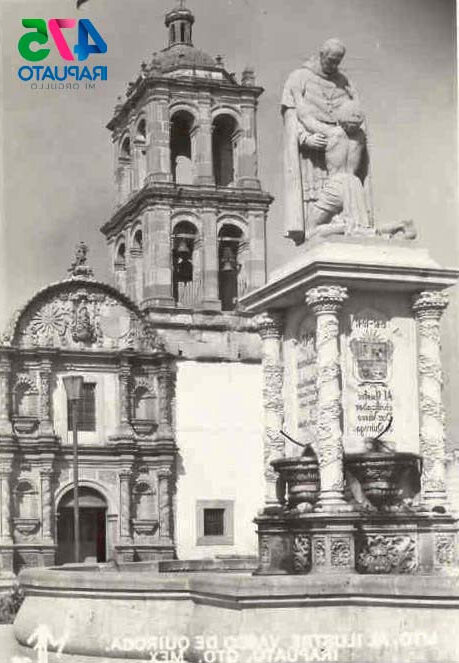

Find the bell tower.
xmin=101 ymin=1 xmax=272 ymax=318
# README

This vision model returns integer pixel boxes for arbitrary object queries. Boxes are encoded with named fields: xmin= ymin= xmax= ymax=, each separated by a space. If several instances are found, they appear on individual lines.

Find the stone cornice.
xmin=107 ymin=76 xmax=263 ymax=132
xmin=101 ymin=184 xmax=273 ymax=238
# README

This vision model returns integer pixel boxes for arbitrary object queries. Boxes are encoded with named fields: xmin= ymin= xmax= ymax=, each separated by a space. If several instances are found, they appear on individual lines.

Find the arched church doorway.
xmin=56 ymin=486 xmax=107 ymax=565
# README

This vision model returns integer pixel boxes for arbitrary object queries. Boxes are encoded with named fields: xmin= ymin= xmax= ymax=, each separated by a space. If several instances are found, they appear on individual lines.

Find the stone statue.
xmin=68 ymin=241 xmax=95 ymax=279
xmin=282 ymin=38 xmax=372 ymax=244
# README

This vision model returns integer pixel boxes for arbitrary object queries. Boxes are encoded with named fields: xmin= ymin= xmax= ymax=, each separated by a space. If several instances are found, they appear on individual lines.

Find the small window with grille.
xmin=67 ymin=383 xmax=96 ymax=432
xmin=196 ymin=500 xmax=234 ymax=546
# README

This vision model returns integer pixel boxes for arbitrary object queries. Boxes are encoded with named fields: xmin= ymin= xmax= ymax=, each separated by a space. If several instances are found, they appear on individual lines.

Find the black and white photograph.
xmin=0 ymin=0 xmax=458 ymax=661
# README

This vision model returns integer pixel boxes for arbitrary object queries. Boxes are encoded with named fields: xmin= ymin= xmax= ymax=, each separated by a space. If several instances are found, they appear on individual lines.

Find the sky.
xmin=0 ymin=0 xmax=458 ymax=436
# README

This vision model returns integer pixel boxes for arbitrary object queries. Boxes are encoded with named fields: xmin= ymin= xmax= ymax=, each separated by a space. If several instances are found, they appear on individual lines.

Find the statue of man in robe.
xmin=282 ymin=38 xmax=372 ymax=244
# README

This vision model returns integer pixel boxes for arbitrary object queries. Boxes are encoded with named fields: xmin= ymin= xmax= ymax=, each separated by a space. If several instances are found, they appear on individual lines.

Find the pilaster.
xmin=146 ymin=90 xmax=172 ymax=183
xmin=39 ymin=358 xmax=55 ymax=437
xmin=0 ymin=355 xmax=13 ymax=438
xmin=200 ymin=206 xmax=220 ymax=309
xmin=143 ymin=205 xmax=174 ymax=307
xmin=194 ymin=93 xmax=214 ymax=186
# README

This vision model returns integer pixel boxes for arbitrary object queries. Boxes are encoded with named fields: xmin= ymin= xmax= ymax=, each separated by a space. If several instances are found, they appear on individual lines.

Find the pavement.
xmin=0 ymin=625 xmax=25 ymax=662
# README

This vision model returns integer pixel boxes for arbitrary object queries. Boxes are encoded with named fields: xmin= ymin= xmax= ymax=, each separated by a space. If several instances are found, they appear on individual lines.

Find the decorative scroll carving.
xmin=306 ymin=286 xmax=348 ymax=510
xmin=293 ymin=534 xmax=311 ymax=573
xmin=313 ymin=537 xmax=326 ymax=566
xmin=435 ymin=534 xmax=456 ymax=566
xmin=357 ymin=534 xmax=417 ymax=574
xmin=412 ymin=291 xmax=448 ymax=508
xmin=330 ymin=537 xmax=351 ymax=567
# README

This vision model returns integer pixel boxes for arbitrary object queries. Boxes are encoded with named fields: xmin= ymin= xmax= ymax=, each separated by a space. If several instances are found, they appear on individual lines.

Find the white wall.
xmin=175 ymin=361 xmax=264 ymax=559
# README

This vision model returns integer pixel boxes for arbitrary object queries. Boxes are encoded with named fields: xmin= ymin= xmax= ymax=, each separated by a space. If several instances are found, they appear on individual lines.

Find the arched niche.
xmin=132 ymin=228 xmax=143 ymax=252
xmin=218 ymin=224 xmax=244 ymax=311
xmin=212 ymin=114 xmax=238 ymax=186
xmin=134 ymin=119 xmax=147 ymax=188
xmin=14 ymin=378 xmax=38 ymax=418
xmin=117 ymin=135 xmax=132 ymax=201
xmin=170 ymin=110 xmax=195 ymax=185
xmin=172 ymin=220 xmax=201 ymax=306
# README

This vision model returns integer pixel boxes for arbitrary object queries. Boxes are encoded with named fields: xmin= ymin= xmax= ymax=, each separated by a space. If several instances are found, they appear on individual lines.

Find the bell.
xmin=176 ymin=239 xmax=190 ymax=256
xmin=221 ymin=247 xmax=235 ymax=271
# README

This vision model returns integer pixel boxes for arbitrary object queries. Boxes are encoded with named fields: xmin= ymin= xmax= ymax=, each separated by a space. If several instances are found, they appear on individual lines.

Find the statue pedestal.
xmin=241 ymin=235 xmax=459 ymax=576
xmin=255 ymin=509 xmax=458 ymax=576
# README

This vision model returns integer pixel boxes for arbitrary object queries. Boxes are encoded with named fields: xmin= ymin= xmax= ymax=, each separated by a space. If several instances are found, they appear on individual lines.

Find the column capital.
xmin=119 ymin=470 xmax=132 ymax=481
xmin=306 ymin=285 xmax=348 ymax=315
xmin=412 ymin=291 xmax=448 ymax=318
xmin=256 ymin=311 xmax=284 ymax=339
xmin=157 ymin=467 xmax=172 ymax=480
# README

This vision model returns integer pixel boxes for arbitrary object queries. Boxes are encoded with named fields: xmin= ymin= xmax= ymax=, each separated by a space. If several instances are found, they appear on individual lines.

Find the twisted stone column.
xmin=157 ymin=365 xmax=175 ymax=439
xmin=258 ymin=311 xmax=285 ymax=507
xmin=0 ymin=356 xmax=12 ymax=437
xmin=306 ymin=285 xmax=349 ymax=512
xmin=39 ymin=359 xmax=54 ymax=436
xmin=412 ymin=291 xmax=449 ymax=509
xmin=158 ymin=468 xmax=172 ymax=540
xmin=119 ymin=471 xmax=132 ymax=543
xmin=40 ymin=468 xmax=54 ymax=541
xmin=0 ymin=464 xmax=12 ymax=543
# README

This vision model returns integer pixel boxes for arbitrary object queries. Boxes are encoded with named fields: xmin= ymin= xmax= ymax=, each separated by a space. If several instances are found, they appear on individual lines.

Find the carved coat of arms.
xmin=350 ymin=337 xmax=392 ymax=382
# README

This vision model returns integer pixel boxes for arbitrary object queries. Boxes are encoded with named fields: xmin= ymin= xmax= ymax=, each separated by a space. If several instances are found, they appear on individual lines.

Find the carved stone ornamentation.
xmin=306 ymin=286 xmax=349 ymax=511
xmin=435 ymin=534 xmax=456 ymax=566
xmin=257 ymin=311 xmax=284 ymax=340
xmin=259 ymin=535 xmax=271 ymax=570
xmin=157 ymin=366 xmax=175 ymax=438
xmin=330 ymin=537 xmax=351 ymax=567
xmin=258 ymin=311 xmax=285 ymax=507
xmin=40 ymin=469 xmax=54 ymax=540
xmin=119 ymin=471 xmax=132 ymax=542
xmin=313 ymin=537 xmax=326 ymax=566
xmin=412 ymin=291 xmax=448 ymax=509
xmin=158 ymin=469 xmax=172 ymax=540
xmin=0 ymin=468 xmax=12 ymax=543
xmin=15 ymin=284 xmax=162 ymax=353
xmin=293 ymin=534 xmax=311 ymax=573
xmin=357 ymin=534 xmax=417 ymax=574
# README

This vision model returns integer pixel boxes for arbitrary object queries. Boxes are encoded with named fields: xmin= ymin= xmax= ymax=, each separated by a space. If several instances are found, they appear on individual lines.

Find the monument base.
xmin=254 ymin=509 xmax=458 ymax=576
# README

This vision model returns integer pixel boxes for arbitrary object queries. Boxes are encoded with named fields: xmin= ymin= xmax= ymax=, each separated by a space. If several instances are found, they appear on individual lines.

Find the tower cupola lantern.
xmin=165 ymin=0 xmax=194 ymax=47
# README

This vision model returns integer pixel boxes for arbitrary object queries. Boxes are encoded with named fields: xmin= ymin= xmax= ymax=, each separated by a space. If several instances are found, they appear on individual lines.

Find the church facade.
xmin=0 ymin=3 xmax=272 ymax=574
